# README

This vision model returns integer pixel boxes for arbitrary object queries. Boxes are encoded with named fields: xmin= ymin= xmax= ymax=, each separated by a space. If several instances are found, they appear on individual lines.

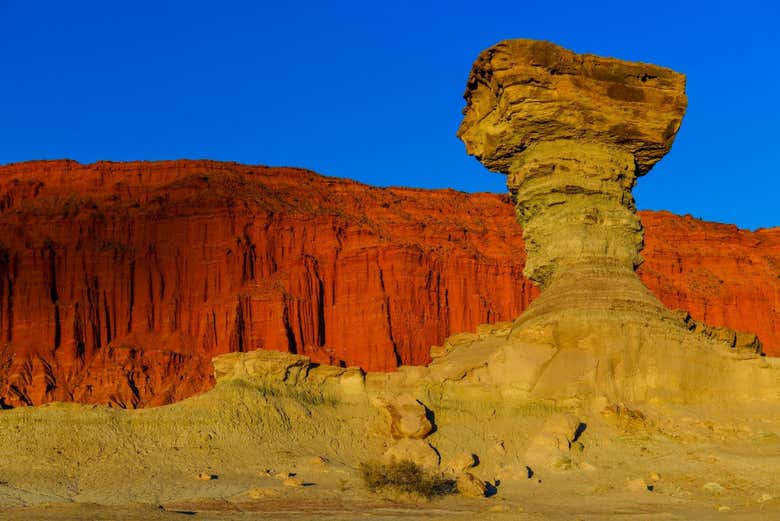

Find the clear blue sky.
xmin=1 ymin=1 xmax=777 ymax=229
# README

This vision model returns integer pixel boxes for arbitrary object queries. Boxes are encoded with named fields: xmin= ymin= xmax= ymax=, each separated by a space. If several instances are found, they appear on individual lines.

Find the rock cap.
xmin=457 ymin=39 xmax=687 ymax=174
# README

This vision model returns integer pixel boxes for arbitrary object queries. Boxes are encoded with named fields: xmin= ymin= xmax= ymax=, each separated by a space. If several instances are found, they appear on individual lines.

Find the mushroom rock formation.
xmin=458 ymin=39 xmax=687 ymax=331
xmin=450 ymin=39 xmax=779 ymax=404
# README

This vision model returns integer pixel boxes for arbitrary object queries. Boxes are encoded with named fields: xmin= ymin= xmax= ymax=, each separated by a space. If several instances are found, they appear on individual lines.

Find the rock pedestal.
xmin=458 ymin=39 xmax=688 ymax=332
xmin=449 ymin=39 xmax=776 ymax=404
xmin=506 ymin=140 xmax=678 ymax=331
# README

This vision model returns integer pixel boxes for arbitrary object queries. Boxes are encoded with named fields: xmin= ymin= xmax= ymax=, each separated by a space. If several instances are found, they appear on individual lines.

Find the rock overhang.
xmin=457 ymin=39 xmax=688 ymax=176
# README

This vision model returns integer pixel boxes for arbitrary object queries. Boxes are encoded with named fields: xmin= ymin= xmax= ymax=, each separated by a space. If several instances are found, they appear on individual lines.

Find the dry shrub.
xmin=359 ymin=459 xmax=456 ymax=500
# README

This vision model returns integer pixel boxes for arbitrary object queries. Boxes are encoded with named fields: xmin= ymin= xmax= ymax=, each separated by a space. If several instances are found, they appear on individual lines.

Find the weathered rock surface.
xmin=459 ymin=38 xmax=686 ymax=315
xmin=0 ymin=159 xmax=535 ymax=407
xmin=638 ymin=211 xmax=780 ymax=356
xmin=0 ymin=158 xmax=777 ymax=407
xmin=374 ymin=394 xmax=434 ymax=440
xmin=458 ymin=39 xmax=687 ymax=176
xmin=451 ymin=38 xmax=779 ymax=404
xmin=455 ymin=472 xmax=487 ymax=497
xmin=381 ymin=439 xmax=441 ymax=469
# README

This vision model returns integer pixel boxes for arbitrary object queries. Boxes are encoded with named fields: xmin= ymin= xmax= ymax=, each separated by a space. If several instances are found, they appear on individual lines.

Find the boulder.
xmin=375 ymin=395 xmax=434 ymax=440
xmin=456 ymin=472 xmax=487 ymax=497
xmin=382 ymin=439 xmax=440 ymax=469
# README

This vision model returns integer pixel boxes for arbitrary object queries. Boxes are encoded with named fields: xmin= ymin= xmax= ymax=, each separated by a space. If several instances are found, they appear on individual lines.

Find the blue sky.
xmin=1 ymin=1 xmax=777 ymax=229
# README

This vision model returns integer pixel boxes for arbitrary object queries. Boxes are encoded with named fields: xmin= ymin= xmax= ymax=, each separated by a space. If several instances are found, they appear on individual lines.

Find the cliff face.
xmin=638 ymin=211 xmax=780 ymax=352
xmin=0 ymin=160 xmax=777 ymax=407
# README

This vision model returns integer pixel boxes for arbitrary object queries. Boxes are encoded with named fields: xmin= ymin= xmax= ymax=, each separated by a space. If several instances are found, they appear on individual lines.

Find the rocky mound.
xmin=0 ymin=158 xmax=778 ymax=407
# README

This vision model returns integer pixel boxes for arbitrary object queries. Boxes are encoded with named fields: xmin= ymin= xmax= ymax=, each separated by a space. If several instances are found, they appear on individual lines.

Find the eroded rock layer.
xmin=457 ymin=39 xmax=687 ymax=175
xmin=458 ymin=38 xmax=688 ymax=332
xmin=454 ymin=38 xmax=777 ymax=405
xmin=0 ymin=159 xmax=777 ymax=407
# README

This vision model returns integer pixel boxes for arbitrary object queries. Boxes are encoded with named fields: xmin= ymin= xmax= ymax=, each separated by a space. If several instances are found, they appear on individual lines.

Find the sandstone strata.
xmin=458 ymin=39 xmax=686 ymax=323
xmin=458 ymin=39 xmax=686 ymax=176
xmin=0 ymin=159 xmax=777 ymax=407
xmin=449 ymin=38 xmax=778 ymax=404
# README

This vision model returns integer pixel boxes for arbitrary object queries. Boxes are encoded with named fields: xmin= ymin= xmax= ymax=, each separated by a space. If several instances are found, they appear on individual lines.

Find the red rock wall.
xmin=639 ymin=211 xmax=780 ymax=354
xmin=0 ymin=160 xmax=777 ymax=408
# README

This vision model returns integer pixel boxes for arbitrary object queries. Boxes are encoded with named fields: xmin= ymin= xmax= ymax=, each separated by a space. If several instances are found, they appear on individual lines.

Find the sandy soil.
xmin=0 ymin=377 xmax=778 ymax=521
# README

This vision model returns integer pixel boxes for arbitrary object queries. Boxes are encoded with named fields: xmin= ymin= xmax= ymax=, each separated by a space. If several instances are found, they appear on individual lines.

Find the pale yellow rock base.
xmin=0 ymin=342 xmax=777 ymax=520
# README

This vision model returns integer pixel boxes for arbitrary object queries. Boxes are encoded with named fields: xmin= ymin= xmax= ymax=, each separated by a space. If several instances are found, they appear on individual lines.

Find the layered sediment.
xmin=449 ymin=38 xmax=777 ymax=404
xmin=458 ymin=39 xmax=687 ymax=330
xmin=0 ymin=157 xmax=778 ymax=407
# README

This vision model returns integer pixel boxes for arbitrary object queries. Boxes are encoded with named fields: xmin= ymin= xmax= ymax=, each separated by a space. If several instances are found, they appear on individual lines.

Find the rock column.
xmin=457 ymin=39 xmax=688 ymax=329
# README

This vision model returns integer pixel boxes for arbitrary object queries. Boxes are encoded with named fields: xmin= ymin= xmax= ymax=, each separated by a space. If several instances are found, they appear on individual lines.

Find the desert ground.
xmin=1 ymin=354 xmax=778 ymax=521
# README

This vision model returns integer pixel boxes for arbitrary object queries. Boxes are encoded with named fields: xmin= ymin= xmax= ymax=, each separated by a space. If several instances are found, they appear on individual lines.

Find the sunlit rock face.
xmin=458 ymin=39 xmax=688 ymax=330
xmin=457 ymin=39 xmax=687 ymax=176
xmin=451 ymin=39 xmax=776 ymax=405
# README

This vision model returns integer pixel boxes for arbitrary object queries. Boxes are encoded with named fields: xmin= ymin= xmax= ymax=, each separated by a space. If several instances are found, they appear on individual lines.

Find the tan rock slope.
xmin=0 ymin=39 xmax=778 ymax=520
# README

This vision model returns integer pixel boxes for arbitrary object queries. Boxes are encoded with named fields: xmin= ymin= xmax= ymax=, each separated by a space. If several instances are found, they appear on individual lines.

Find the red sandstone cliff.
xmin=0 ymin=160 xmax=777 ymax=408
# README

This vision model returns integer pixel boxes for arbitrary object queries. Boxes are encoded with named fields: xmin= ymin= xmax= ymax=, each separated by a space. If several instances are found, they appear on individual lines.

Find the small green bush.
xmin=359 ymin=460 xmax=456 ymax=500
